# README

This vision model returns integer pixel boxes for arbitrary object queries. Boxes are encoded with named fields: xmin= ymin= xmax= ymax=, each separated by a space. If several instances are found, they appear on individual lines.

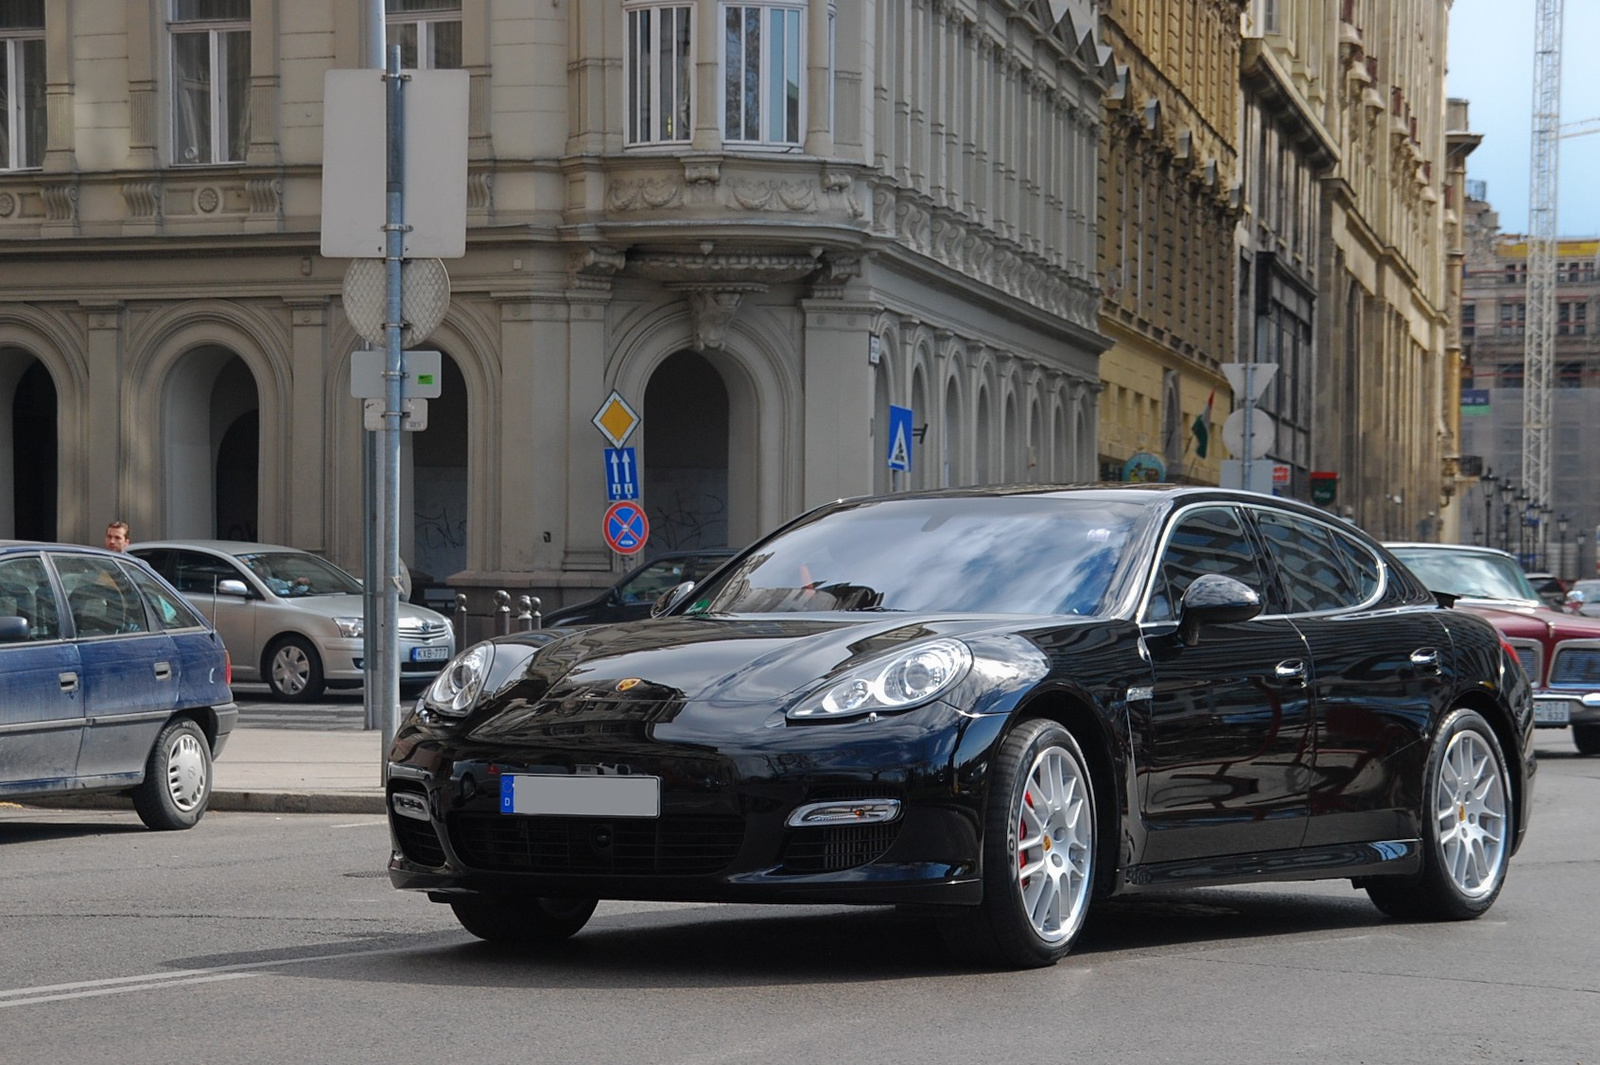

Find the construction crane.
xmin=1521 ymin=0 xmax=1561 ymax=543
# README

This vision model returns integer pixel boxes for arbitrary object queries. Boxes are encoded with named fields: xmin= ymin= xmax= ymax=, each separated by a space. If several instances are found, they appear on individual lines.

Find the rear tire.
xmin=1572 ymin=723 xmax=1600 ymax=756
xmin=265 ymin=635 xmax=325 ymax=701
xmin=941 ymin=720 xmax=1095 ymax=968
xmin=1366 ymin=707 xmax=1511 ymax=920
xmin=450 ymin=896 xmax=599 ymax=946
xmin=131 ymin=718 xmax=212 ymax=831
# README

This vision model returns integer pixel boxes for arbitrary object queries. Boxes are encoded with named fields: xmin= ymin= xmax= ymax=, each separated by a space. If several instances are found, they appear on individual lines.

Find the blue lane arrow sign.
xmin=886 ymin=405 xmax=913 ymax=472
xmin=605 ymin=447 xmax=639 ymax=501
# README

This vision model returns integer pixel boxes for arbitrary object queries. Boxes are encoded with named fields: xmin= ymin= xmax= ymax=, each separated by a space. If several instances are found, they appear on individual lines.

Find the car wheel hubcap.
xmin=272 ymin=646 xmax=309 ymax=695
xmin=166 ymin=732 xmax=207 ymax=812
xmin=1435 ymin=730 xmax=1508 ymax=899
xmin=1014 ymin=744 xmax=1092 ymax=944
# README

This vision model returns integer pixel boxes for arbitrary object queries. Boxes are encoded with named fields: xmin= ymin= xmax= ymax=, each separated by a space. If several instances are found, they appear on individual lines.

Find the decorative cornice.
xmin=567 ymin=245 xmax=627 ymax=291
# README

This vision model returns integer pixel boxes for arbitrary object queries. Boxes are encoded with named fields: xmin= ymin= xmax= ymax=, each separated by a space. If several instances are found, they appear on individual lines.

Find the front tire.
xmin=1572 ymin=723 xmax=1600 ymax=756
xmin=1366 ymin=707 xmax=1511 ymax=920
xmin=131 ymin=718 xmax=213 ymax=831
xmin=450 ymin=896 xmax=599 ymax=946
xmin=265 ymin=635 xmax=325 ymax=701
xmin=941 ymin=719 xmax=1096 ymax=968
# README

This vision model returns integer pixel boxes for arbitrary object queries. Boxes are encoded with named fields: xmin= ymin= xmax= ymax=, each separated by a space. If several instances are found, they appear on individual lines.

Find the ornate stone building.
xmin=1309 ymin=0 xmax=1453 ymax=539
xmin=0 ymin=0 xmax=1114 ymax=626
xmin=1095 ymin=0 xmax=1242 ymax=486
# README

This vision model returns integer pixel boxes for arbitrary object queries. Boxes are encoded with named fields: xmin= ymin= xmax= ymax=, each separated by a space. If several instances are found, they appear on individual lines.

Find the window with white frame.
xmin=723 ymin=3 xmax=804 ymax=146
xmin=0 ymin=1 xmax=45 ymax=170
xmin=169 ymin=0 xmax=251 ymax=165
xmin=625 ymin=3 xmax=693 ymax=145
xmin=387 ymin=0 xmax=461 ymax=70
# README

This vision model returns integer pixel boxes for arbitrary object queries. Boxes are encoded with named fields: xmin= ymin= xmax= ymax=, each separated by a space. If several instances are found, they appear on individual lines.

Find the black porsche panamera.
xmin=386 ymin=485 xmax=1534 ymax=968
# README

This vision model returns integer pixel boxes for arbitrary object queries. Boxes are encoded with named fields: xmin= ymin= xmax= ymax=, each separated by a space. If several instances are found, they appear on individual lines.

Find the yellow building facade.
xmin=1096 ymin=0 xmax=1243 ymax=485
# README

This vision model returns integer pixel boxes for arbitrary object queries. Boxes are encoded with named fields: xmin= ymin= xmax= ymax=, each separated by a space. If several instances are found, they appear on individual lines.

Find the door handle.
xmin=1275 ymin=660 xmax=1308 ymax=687
xmin=1410 ymin=648 xmax=1441 ymax=674
xmin=154 ymin=661 xmax=172 ymax=681
xmin=59 ymin=671 xmax=79 ymax=693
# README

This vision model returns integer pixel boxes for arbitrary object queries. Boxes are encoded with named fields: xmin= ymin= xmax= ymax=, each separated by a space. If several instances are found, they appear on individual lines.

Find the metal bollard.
xmin=530 ymin=595 xmax=542 ymax=630
xmin=495 ymin=589 xmax=511 ymax=636
xmin=515 ymin=595 xmax=536 ymax=632
xmin=452 ymin=592 xmax=468 ymax=649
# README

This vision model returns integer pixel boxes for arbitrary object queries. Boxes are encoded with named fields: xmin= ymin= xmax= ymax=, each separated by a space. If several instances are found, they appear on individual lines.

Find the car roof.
xmin=0 ymin=540 xmax=143 ymax=559
xmin=1385 ymin=541 xmax=1516 ymax=558
xmin=130 ymin=539 xmax=305 ymax=555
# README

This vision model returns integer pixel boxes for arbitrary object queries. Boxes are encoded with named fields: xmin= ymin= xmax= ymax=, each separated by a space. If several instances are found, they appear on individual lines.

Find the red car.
xmin=1388 ymin=542 xmax=1600 ymax=755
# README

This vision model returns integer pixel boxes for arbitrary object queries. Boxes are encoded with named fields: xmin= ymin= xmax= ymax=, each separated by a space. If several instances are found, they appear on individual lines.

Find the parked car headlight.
xmin=334 ymin=616 xmax=364 ymax=638
xmin=423 ymin=641 xmax=495 ymax=718
xmin=789 ymin=638 xmax=973 ymax=721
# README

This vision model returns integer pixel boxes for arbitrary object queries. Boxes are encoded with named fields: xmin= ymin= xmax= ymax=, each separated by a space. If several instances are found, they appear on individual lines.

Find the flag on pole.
xmin=1191 ymin=389 xmax=1215 ymax=459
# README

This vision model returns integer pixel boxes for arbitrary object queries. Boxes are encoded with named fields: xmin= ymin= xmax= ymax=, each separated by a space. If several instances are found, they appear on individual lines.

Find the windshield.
xmin=238 ymin=551 xmax=363 ymax=597
xmin=1390 ymin=547 xmax=1539 ymax=603
xmin=688 ymin=496 xmax=1148 ymax=616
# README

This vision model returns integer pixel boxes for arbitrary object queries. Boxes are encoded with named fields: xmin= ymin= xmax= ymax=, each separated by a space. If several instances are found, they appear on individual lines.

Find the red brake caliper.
xmin=1020 ymin=790 xmax=1034 ymax=880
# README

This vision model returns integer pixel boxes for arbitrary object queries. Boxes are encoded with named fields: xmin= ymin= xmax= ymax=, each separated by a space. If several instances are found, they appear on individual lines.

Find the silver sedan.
xmin=131 ymin=540 xmax=454 ymax=701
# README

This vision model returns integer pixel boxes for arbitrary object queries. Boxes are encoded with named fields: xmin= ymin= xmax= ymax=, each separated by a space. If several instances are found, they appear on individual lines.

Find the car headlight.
xmin=333 ymin=616 xmax=363 ymax=638
xmin=789 ymin=638 xmax=973 ymax=721
xmin=423 ymin=641 xmax=495 ymax=718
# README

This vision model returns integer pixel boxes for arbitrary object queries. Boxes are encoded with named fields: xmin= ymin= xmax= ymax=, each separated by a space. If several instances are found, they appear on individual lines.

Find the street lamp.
xmin=1558 ymin=513 xmax=1571 ymax=582
xmin=1479 ymin=467 xmax=1495 ymax=547
xmin=1498 ymin=478 xmax=1514 ymax=553
xmin=1515 ymin=490 xmax=1529 ymax=567
xmin=1540 ymin=504 xmax=1552 ymax=570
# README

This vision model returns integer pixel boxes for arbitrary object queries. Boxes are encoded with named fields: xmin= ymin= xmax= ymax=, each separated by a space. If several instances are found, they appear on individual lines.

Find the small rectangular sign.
xmin=350 ymin=349 xmax=443 ymax=399
xmin=362 ymin=397 xmax=428 ymax=431
xmin=605 ymin=447 xmax=639 ymax=501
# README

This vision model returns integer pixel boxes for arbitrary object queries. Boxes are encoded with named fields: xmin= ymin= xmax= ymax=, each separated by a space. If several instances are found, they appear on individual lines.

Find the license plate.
xmin=500 ymin=774 xmax=660 ymax=818
xmin=410 ymin=645 xmax=450 ymax=663
xmin=1533 ymin=700 xmax=1571 ymax=725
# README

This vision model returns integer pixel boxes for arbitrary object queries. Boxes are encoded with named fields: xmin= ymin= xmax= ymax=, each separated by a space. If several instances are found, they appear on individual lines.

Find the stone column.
xmin=286 ymin=298 xmax=328 ymax=552
xmin=799 ymin=302 xmax=878 ymax=508
xmin=83 ymin=303 xmax=125 ymax=544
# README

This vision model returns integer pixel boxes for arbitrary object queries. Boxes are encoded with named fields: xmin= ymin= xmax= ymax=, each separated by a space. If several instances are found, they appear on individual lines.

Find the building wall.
xmin=0 ymin=0 xmax=1115 ymax=627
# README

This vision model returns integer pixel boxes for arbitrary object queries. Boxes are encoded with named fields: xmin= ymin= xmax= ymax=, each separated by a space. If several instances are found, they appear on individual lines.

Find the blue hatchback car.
xmin=0 ymin=542 xmax=237 ymax=829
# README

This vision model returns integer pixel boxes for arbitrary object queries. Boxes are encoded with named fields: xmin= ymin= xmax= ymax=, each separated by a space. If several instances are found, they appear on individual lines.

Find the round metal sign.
xmin=602 ymin=501 xmax=650 ymax=556
xmin=342 ymin=257 xmax=451 ymax=348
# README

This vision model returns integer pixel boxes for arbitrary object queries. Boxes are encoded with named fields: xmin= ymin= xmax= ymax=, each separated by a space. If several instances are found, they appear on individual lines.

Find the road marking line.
xmin=0 ymin=943 xmax=422 ymax=1009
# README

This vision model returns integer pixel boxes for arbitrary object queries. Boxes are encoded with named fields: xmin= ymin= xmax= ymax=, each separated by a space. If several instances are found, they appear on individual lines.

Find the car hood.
xmin=483 ymin=613 xmax=1050 ymax=717
xmin=1454 ymin=600 xmax=1600 ymax=640
xmin=268 ymin=593 xmax=449 ymax=629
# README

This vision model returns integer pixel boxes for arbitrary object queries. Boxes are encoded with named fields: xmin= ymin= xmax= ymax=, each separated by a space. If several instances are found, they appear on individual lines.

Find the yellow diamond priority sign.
xmin=592 ymin=390 xmax=640 ymax=447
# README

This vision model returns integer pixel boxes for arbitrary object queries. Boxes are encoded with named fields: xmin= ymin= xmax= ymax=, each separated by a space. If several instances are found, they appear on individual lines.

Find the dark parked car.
xmin=540 ymin=550 xmax=736 ymax=627
xmin=389 ymin=487 xmax=1533 ymax=969
xmin=1388 ymin=541 xmax=1600 ymax=755
xmin=0 ymin=541 xmax=236 ymax=829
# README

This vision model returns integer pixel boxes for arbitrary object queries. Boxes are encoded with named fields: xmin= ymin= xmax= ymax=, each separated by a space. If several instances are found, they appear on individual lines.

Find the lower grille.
xmin=391 ymin=814 xmax=447 ymax=867
xmin=448 ymin=812 xmax=744 ymax=876
xmin=779 ymin=823 xmax=901 ymax=874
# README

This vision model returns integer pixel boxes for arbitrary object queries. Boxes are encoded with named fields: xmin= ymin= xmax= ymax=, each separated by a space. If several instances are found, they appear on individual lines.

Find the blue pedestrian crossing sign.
xmin=886 ymin=405 xmax=914 ymax=472
xmin=605 ymin=447 xmax=639 ymax=501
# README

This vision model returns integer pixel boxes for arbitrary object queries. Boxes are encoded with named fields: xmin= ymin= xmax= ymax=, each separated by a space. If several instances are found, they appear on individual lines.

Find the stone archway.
xmin=644 ymin=350 xmax=730 ymax=551
xmin=0 ymin=353 xmax=57 ymax=540
xmin=164 ymin=347 xmax=259 ymax=539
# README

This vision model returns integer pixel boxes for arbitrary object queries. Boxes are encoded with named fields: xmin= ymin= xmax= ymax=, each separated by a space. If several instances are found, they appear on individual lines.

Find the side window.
xmin=723 ymin=3 xmax=806 ymax=146
xmin=172 ymin=550 xmax=243 ymax=595
xmin=1147 ymin=507 xmax=1264 ymax=621
xmin=0 ymin=554 xmax=60 ymax=640
xmin=53 ymin=555 xmax=149 ymax=637
xmin=123 ymin=564 xmax=206 ymax=631
xmin=1330 ymin=529 xmax=1381 ymax=601
xmin=620 ymin=560 xmax=688 ymax=604
xmin=1255 ymin=510 xmax=1363 ymax=612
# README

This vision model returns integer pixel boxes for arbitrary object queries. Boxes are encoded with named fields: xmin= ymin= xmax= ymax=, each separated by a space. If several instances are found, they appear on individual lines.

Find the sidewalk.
xmin=22 ymin=727 xmax=389 ymax=817
xmin=208 ymin=727 xmax=389 ymax=814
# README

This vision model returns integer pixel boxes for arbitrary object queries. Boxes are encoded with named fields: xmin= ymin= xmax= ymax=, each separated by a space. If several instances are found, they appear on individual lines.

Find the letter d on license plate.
xmin=500 ymin=774 xmax=660 ymax=817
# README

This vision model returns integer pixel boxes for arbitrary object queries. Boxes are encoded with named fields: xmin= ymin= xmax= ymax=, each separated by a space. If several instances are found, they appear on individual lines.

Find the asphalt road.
xmin=2 ymin=733 xmax=1596 ymax=1064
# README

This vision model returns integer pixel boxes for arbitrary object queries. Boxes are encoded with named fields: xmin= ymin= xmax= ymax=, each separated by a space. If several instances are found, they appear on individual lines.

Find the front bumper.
xmin=384 ymin=703 xmax=998 ymax=906
xmin=1530 ymin=690 xmax=1600 ymax=729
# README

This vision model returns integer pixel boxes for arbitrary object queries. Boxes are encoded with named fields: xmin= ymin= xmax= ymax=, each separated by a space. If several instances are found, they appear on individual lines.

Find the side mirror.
xmin=216 ymin=578 xmax=251 ymax=598
xmin=1176 ymin=573 xmax=1262 ymax=646
xmin=650 ymin=581 xmax=696 ymax=618
xmin=0 ymin=615 xmax=29 ymax=642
